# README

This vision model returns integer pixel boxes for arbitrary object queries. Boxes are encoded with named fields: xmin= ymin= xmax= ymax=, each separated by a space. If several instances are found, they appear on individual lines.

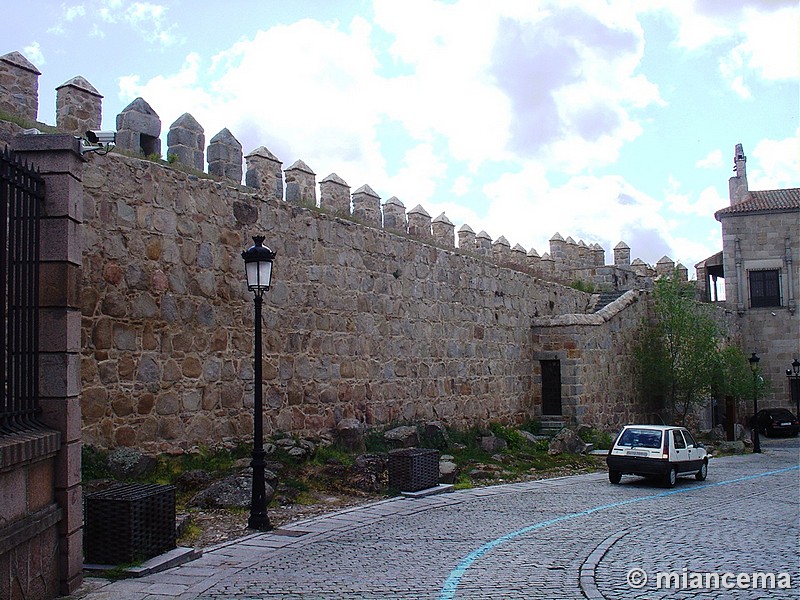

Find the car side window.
xmin=682 ymin=429 xmax=696 ymax=447
xmin=672 ymin=430 xmax=686 ymax=449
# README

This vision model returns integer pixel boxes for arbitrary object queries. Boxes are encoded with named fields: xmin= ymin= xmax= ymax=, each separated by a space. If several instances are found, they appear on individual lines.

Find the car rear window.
xmin=618 ymin=428 xmax=662 ymax=449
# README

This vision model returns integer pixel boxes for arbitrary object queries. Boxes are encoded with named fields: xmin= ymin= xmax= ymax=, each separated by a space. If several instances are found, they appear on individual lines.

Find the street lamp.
xmin=748 ymin=352 xmax=760 ymax=454
xmin=787 ymin=358 xmax=800 ymax=418
xmin=242 ymin=235 xmax=276 ymax=531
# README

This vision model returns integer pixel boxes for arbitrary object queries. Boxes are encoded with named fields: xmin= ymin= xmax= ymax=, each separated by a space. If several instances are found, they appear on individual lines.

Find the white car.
xmin=606 ymin=425 xmax=708 ymax=487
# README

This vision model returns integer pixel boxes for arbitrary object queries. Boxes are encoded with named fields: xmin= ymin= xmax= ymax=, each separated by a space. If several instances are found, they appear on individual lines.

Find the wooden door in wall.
xmin=541 ymin=359 xmax=562 ymax=415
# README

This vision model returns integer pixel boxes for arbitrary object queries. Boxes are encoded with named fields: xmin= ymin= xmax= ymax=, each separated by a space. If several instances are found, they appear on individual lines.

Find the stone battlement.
xmin=0 ymin=50 xmax=686 ymax=291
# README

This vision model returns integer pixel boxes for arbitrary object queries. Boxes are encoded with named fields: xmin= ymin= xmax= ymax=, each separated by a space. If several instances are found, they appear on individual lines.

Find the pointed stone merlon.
xmin=539 ymin=252 xmax=554 ymax=274
xmin=319 ymin=173 xmax=350 ymax=214
xmin=352 ymin=184 xmax=381 ymax=226
xmin=729 ymin=143 xmax=749 ymax=205
xmin=457 ymin=224 xmax=475 ymax=251
xmin=245 ymin=146 xmax=283 ymax=201
xmin=475 ymin=230 xmax=492 ymax=257
xmin=527 ymin=247 xmax=541 ymax=270
xmin=407 ymin=204 xmax=432 ymax=240
xmin=676 ymin=263 xmax=688 ymax=281
xmin=432 ymin=213 xmax=454 ymax=248
xmin=285 ymin=160 xmax=317 ymax=206
xmin=492 ymin=236 xmax=511 ymax=262
xmin=207 ymin=128 xmax=243 ymax=182
xmin=167 ymin=113 xmax=204 ymax=171
xmin=511 ymin=243 xmax=527 ymax=265
xmin=116 ymin=97 xmax=162 ymax=157
xmin=56 ymin=76 xmax=102 ymax=136
xmin=0 ymin=51 xmax=40 ymax=122
xmin=591 ymin=243 xmax=605 ymax=266
xmin=631 ymin=258 xmax=649 ymax=277
xmin=656 ymin=256 xmax=676 ymax=278
xmin=383 ymin=196 xmax=407 ymax=232
xmin=614 ymin=241 xmax=630 ymax=267
xmin=549 ymin=232 xmax=566 ymax=262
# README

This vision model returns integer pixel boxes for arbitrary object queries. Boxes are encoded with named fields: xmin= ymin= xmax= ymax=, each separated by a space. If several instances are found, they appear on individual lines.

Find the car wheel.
xmin=608 ymin=470 xmax=621 ymax=484
xmin=664 ymin=466 xmax=677 ymax=488
xmin=695 ymin=460 xmax=708 ymax=481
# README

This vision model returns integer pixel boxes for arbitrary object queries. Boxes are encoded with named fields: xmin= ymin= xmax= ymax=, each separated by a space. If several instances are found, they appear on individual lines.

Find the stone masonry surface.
xmin=78 ymin=150 xmax=601 ymax=452
xmin=70 ymin=437 xmax=799 ymax=599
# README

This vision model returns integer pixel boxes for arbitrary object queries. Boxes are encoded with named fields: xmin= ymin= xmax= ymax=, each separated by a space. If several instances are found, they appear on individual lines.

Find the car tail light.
xmin=662 ymin=433 xmax=670 ymax=460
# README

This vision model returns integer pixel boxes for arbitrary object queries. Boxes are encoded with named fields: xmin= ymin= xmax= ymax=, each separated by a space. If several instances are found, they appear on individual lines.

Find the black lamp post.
xmin=748 ymin=352 xmax=760 ymax=454
xmin=787 ymin=358 xmax=800 ymax=418
xmin=242 ymin=235 xmax=276 ymax=531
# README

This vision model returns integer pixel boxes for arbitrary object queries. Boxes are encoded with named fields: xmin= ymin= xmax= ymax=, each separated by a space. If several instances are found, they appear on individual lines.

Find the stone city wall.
xmin=79 ymin=151 xmax=591 ymax=453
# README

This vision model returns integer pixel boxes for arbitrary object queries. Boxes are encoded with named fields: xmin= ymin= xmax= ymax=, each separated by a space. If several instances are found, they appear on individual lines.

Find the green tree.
xmin=635 ymin=275 xmax=722 ymax=424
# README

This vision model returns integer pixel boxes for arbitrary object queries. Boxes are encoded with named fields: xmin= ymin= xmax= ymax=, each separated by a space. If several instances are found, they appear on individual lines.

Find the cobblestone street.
xmin=71 ymin=438 xmax=799 ymax=599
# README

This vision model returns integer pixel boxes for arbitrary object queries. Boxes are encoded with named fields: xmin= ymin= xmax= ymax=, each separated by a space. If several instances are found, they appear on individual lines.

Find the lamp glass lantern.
xmin=242 ymin=236 xmax=275 ymax=293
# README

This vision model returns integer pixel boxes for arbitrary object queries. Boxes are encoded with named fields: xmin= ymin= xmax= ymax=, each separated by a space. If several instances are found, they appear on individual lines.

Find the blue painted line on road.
xmin=439 ymin=465 xmax=799 ymax=600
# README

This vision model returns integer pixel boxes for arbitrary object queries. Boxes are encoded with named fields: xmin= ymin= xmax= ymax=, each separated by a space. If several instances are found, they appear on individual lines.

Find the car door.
xmin=671 ymin=429 xmax=689 ymax=472
xmin=681 ymin=428 xmax=703 ymax=471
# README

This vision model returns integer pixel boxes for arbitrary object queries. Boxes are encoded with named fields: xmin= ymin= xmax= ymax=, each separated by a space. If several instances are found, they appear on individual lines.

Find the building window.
xmin=749 ymin=269 xmax=781 ymax=308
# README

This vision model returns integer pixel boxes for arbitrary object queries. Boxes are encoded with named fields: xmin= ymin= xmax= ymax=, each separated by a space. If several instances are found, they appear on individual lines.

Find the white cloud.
xmin=22 ymin=42 xmax=45 ymax=66
xmin=748 ymin=133 xmax=800 ymax=190
xmin=696 ymin=149 xmax=723 ymax=169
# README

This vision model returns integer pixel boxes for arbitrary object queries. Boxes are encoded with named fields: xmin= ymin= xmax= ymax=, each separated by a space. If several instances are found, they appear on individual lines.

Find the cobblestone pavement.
xmin=71 ymin=438 xmax=799 ymax=599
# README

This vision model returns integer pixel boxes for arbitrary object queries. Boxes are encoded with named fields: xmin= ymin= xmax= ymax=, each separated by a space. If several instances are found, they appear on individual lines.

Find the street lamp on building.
xmin=242 ymin=235 xmax=276 ymax=531
xmin=748 ymin=352 xmax=761 ymax=454
xmin=787 ymin=358 xmax=800 ymax=418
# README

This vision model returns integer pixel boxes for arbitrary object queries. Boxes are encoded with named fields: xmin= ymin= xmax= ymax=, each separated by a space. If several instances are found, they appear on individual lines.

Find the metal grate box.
xmin=388 ymin=448 xmax=440 ymax=492
xmin=84 ymin=483 xmax=176 ymax=565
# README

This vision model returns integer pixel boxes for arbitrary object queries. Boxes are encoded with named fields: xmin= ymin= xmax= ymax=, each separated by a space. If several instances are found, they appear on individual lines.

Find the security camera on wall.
xmin=80 ymin=130 xmax=116 ymax=154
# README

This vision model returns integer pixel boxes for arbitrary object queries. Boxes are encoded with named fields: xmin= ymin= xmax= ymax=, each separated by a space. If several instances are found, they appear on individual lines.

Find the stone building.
xmin=699 ymin=144 xmax=800 ymax=408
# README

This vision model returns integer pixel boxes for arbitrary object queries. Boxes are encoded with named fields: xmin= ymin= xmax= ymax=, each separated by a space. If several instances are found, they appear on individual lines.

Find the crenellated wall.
xmin=0 ymin=49 xmax=687 ymax=455
xmin=78 ymin=150 xmax=592 ymax=452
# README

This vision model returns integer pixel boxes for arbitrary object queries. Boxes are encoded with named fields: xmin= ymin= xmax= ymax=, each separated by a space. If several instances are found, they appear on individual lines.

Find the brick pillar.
xmin=12 ymin=133 xmax=84 ymax=596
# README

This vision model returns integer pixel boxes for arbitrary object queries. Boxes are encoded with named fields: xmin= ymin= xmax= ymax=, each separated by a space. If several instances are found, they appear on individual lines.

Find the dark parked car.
xmin=755 ymin=408 xmax=800 ymax=437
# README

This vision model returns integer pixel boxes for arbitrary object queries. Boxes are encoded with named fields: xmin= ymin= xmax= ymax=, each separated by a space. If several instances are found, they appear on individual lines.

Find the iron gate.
xmin=0 ymin=145 xmax=44 ymax=432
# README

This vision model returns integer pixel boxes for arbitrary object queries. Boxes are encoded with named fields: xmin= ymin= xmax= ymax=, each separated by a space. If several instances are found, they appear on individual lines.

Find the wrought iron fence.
xmin=0 ymin=146 xmax=44 ymax=432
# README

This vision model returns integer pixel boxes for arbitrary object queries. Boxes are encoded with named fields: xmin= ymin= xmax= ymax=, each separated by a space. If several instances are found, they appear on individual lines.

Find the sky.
xmin=4 ymin=0 xmax=798 ymax=274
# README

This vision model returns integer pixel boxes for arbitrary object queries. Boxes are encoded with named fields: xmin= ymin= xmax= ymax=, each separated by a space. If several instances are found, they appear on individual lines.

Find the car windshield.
xmin=618 ymin=428 xmax=662 ymax=449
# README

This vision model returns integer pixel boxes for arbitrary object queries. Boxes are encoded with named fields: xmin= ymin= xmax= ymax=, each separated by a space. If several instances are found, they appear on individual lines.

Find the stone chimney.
xmin=728 ymin=143 xmax=749 ymax=205
xmin=56 ymin=76 xmax=102 ymax=136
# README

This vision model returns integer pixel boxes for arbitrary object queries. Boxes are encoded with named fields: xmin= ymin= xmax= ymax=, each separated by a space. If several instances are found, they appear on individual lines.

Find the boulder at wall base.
xmin=188 ymin=470 xmax=277 ymax=509
xmin=383 ymin=425 xmax=419 ymax=448
xmin=480 ymin=435 xmax=507 ymax=453
xmin=439 ymin=460 xmax=458 ymax=484
xmin=336 ymin=418 xmax=366 ymax=452
xmin=548 ymin=428 xmax=590 ymax=455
